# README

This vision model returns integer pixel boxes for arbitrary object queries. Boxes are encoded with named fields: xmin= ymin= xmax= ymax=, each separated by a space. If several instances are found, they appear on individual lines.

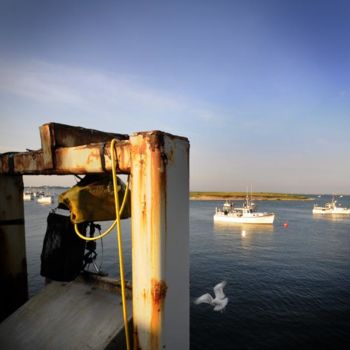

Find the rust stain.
xmin=166 ymin=147 xmax=174 ymax=164
xmin=151 ymin=279 xmax=167 ymax=303
xmin=44 ymin=122 xmax=128 ymax=148
xmin=142 ymin=288 xmax=147 ymax=300
xmin=12 ymin=151 xmax=45 ymax=174
xmin=1 ymin=154 xmax=9 ymax=173
xmin=40 ymin=124 xmax=55 ymax=169
xmin=2 ymin=132 xmax=131 ymax=175
xmin=150 ymin=279 xmax=167 ymax=350
xmin=148 ymin=132 xmax=165 ymax=153
xmin=133 ymin=325 xmax=142 ymax=350
xmin=86 ymin=150 xmax=100 ymax=165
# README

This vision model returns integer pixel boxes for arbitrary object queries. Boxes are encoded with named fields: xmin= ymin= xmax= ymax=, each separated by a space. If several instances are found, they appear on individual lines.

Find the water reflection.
xmin=214 ymin=221 xmax=274 ymax=234
xmin=213 ymin=222 xmax=275 ymax=250
xmin=312 ymin=214 xmax=350 ymax=222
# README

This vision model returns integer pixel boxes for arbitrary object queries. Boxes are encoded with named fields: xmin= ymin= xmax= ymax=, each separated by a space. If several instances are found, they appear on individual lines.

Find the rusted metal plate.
xmin=13 ymin=150 xmax=46 ymax=174
xmin=40 ymin=124 xmax=54 ymax=169
xmin=41 ymin=122 xmax=129 ymax=148
xmin=0 ymin=141 xmax=131 ymax=175
xmin=40 ymin=123 xmax=129 ymax=170
xmin=54 ymin=140 xmax=130 ymax=174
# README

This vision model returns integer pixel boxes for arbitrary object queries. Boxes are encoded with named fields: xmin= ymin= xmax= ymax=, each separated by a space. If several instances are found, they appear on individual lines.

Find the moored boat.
xmin=214 ymin=197 xmax=275 ymax=224
xmin=23 ymin=192 xmax=34 ymax=201
xmin=313 ymin=197 xmax=350 ymax=214
xmin=37 ymin=194 xmax=54 ymax=204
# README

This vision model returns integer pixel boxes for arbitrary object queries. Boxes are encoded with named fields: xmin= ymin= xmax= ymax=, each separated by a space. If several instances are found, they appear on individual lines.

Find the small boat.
xmin=23 ymin=192 xmax=34 ymax=201
xmin=313 ymin=197 xmax=350 ymax=214
xmin=37 ymin=194 xmax=54 ymax=204
xmin=214 ymin=196 xmax=275 ymax=224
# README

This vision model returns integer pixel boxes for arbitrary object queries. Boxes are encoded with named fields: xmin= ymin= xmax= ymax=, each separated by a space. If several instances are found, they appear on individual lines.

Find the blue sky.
xmin=0 ymin=0 xmax=350 ymax=193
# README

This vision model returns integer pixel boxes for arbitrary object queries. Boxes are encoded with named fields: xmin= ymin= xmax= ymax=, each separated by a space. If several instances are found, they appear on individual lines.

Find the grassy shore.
xmin=190 ymin=192 xmax=311 ymax=201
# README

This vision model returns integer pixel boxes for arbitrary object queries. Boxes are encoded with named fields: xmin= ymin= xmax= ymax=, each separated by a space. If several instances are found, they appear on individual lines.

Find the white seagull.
xmin=194 ymin=281 xmax=228 ymax=312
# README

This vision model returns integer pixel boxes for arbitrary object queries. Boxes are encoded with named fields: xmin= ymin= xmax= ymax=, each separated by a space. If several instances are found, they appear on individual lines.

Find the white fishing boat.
xmin=23 ymin=192 xmax=34 ymax=201
xmin=213 ymin=196 xmax=275 ymax=224
xmin=313 ymin=197 xmax=350 ymax=214
xmin=37 ymin=194 xmax=54 ymax=204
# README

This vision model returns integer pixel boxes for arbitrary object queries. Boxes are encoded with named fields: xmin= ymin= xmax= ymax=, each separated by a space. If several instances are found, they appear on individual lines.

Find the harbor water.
xmin=24 ymin=193 xmax=350 ymax=349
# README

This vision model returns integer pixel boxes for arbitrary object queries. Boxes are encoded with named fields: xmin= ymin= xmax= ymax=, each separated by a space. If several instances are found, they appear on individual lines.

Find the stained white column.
xmin=130 ymin=132 xmax=189 ymax=350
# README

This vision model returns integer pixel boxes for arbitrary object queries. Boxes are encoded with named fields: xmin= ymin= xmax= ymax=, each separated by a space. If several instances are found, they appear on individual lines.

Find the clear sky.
xmin=0 ymin=0 xmax=349 ymax=193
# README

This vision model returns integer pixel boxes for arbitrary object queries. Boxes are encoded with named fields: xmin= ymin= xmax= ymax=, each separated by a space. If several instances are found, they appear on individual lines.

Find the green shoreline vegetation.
xmin=190 ymin=192 xmax=312 ymax=201
xmin=25 ymin=186 xmax=312 ymax=201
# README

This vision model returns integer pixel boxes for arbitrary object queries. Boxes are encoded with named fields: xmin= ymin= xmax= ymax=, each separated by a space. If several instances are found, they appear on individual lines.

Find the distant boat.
xmin=23 ymin=192 xmax=34 ymax=201
xmin=213 ymin=196 xmax=275 ymax=224
xmin=313 ymin=196 xmax=350 ymax=215
xmin=37 ymin=194 xmax=54 ymax=204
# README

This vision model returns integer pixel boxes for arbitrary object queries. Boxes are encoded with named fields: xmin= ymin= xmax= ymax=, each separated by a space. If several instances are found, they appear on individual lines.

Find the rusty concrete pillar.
xmin=130 ymin=132 xmax=189 ymax=350
xmin=0 ymin=175 xmax=28 ymax=321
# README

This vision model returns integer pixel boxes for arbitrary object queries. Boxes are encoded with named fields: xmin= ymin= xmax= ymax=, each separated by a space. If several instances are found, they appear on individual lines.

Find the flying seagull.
xmin=194 ymin=281 xmax=228 ymax=312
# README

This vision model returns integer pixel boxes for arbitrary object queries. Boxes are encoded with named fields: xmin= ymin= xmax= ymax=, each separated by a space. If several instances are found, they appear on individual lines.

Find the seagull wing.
xmin=213 ymin=297 xmax=228 ymax=312
xmin=194 ymin=293 xmax=214 ymax=305
xmin=213 ymin=281 xmax=227 ymax=300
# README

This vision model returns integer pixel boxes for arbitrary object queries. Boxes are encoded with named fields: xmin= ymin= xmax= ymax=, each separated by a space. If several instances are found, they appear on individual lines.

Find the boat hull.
xmin=23 ymin=193 xmax=33 ymax=201
xmin=37 ymin=197 xmax=53 ymax=204
xmin=213 ymin=213 xmax=275 ymax=224
xmin=313 ymin=208 xmax=350 ymax=214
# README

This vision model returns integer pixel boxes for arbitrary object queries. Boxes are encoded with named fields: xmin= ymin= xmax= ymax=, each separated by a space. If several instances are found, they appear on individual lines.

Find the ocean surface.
xmin=23 ymin=192 xmax=350 ymax=349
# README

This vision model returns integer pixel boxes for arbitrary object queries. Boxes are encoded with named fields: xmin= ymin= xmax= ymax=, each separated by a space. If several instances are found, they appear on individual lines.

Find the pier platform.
xmin=0 ymin=275 xmax=132 ymax=349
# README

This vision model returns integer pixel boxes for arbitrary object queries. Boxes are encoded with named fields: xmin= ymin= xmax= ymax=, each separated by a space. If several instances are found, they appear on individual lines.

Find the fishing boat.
xmin=313 ymin=197 xmax=350 ymax=214
xmin=213 ymin=196 xmax=275 ymax=224
xmin=23 ymin=192 xmax=34 ymax=201
xmin=37 ymin=194 xmax=54 ymax=204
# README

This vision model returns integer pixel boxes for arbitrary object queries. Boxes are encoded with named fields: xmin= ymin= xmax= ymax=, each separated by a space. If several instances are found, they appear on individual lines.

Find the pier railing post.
xmin=0 ymin=175 xmax=28 ymax=321
xmin=130 ymin=132 xmax=189 ymax=350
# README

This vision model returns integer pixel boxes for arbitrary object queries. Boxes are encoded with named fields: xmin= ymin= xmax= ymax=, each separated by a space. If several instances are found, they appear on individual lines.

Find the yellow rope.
xmin=110 ymin=139 xmax=131 ymax=350
xmin=73 ymin=138 xmax=131 ymax=350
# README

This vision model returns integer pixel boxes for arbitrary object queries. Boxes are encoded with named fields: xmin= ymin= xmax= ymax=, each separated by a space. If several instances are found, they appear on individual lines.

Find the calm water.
xmin=24 ymin=193 xmax=350 ymax=349
xmin=190 ymin=198 xmax=350 ymax=350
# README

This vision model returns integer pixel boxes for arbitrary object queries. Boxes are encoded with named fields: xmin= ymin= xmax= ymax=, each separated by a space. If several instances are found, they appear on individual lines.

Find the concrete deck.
xmin=0 ymin=278 xmax=132 ymax=349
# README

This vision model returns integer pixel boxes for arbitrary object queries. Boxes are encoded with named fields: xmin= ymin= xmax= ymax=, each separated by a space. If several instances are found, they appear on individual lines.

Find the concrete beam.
xmin=0 ymin=141 xmax=131 ymax=175
xmin=39 ymin=122 xmax=128 ymax=170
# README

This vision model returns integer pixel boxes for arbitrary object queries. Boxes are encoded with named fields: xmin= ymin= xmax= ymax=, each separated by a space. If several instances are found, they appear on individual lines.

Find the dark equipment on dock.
xmin=40 ymin=212 xmax=88 ymax=281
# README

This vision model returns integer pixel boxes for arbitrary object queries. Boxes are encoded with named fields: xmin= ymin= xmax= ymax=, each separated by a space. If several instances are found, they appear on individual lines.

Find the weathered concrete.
xmin=0 ymin=278 xmax=132 ymax=349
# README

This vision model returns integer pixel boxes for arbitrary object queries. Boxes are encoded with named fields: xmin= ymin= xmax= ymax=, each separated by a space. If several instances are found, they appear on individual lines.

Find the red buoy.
xmin=283 ymin=222 xmax=289 ymax=228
